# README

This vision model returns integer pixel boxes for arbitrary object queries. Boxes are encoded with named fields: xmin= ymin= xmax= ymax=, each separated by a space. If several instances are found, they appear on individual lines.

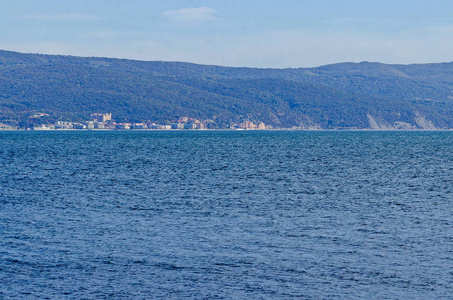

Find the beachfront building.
xmin=91 ymin=113 xmax=112 ymax=122
xmin=238 ymin=120 xmax=266 ymax=130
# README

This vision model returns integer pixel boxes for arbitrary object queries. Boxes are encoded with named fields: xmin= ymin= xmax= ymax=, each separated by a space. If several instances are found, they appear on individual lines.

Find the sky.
xmin=1 ymin=0 xmax=453 ymax=68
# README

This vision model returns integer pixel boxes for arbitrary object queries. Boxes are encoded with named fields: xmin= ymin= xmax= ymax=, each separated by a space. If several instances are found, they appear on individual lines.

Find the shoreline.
xmin=1 ymin=128 xmax=453 ymax=132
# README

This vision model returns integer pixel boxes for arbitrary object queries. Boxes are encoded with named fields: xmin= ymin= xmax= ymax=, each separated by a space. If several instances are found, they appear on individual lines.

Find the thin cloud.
xmin=80 ymin=30 xmax=145 ymax=39
xmin=130 ymin=26 xmax=453 ymax=68
xmin=162 ymin=7 xmax=218 ymax=22
xmin=82 ymin=31 xmax=119 ymax=39
xmin=6 ymin=23 xmax=453 ymax=68
xmin=18 ymin=14 xmax=100 ymax=20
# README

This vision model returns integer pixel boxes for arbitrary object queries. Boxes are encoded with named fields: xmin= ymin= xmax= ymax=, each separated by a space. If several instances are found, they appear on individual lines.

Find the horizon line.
xmin=1 ymin=48 xmax=453 ymax=70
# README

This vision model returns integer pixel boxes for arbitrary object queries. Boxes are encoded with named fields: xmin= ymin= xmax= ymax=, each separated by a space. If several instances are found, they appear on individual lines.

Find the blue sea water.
xmin=1 ymin=130 xmax=453 ymax=299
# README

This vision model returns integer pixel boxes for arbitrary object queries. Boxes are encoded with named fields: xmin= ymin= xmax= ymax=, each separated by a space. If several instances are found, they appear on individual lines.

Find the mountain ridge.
xmin=0 ymin=49 xmax=452 ymax=129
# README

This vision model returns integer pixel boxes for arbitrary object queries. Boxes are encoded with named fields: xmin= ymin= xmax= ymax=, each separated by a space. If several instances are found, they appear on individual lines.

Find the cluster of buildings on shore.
xmin=238 ymin=120 xmax=266 ymax=130
xmin=0 ymin=124 xmax=15 ymax=130
xmin=0 ymin=113 xmax=267 ymax=131
xmin=32 ymin=114 xmax=209 ymax=131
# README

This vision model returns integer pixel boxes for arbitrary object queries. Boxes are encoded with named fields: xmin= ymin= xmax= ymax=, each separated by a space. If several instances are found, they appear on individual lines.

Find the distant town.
xmin=0 ymin=113 xmax=267 ymax=131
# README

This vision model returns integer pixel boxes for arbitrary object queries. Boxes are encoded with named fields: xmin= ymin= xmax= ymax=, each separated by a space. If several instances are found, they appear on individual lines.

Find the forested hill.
xmin=1 ymin=49 xmax=453 ymax=129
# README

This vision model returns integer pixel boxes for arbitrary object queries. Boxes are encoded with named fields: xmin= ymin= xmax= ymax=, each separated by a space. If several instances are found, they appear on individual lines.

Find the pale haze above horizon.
xmin=1 ymin=0 xmax=453 ymax=68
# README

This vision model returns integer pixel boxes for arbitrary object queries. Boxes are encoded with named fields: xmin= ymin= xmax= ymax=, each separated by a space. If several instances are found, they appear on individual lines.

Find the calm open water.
xmin=1 ymin=131 xmax=453 ymax=299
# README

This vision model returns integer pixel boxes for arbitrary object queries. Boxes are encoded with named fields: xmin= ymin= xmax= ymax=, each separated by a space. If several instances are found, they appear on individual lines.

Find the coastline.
xmin=1 ymin=128 xmax=453 ymax=132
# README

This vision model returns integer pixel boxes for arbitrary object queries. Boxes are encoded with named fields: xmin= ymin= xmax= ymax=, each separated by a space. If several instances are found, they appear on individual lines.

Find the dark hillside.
xmin=0 ymin=50 xmax=452 ymax=128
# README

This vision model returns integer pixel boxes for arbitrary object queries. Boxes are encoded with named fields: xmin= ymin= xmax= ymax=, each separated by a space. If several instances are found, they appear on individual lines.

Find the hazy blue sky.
xmin=1 ymin=0 xmax=453 ymax=67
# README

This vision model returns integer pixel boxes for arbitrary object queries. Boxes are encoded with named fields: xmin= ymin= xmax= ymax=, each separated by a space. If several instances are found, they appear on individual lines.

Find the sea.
xmin=1 ymin=130 xmax=452 ymax=299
